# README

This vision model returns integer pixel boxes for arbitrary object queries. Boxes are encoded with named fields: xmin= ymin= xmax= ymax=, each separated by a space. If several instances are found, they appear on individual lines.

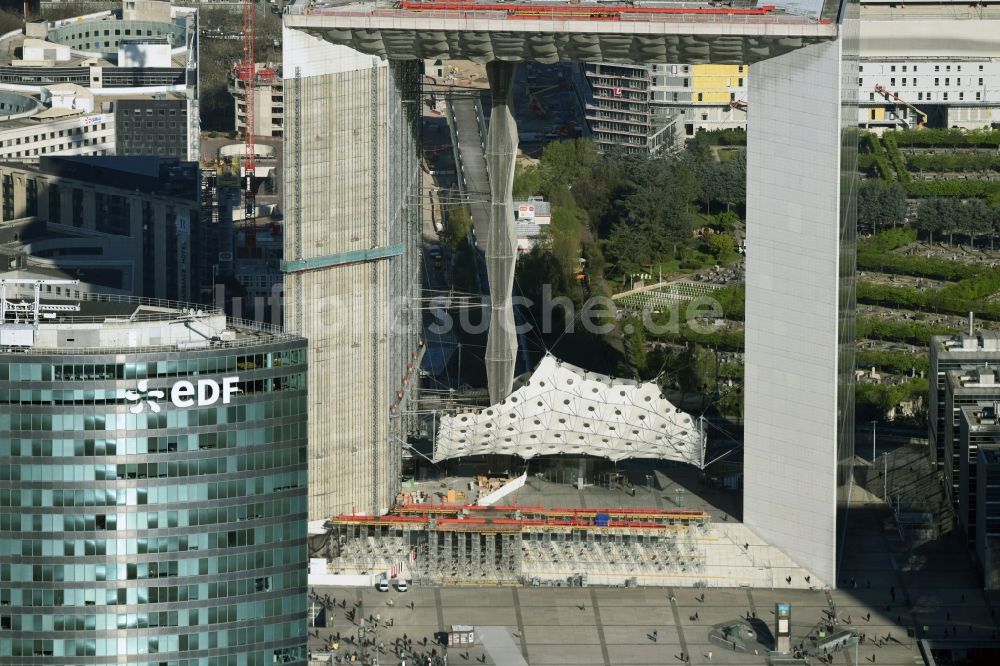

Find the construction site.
xmin=308 ymin=468 xmax=831 ymax=589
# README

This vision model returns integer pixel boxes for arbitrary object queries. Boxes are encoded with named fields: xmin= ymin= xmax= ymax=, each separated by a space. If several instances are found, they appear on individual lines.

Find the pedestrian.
xmin=707 ymin=650 xmax=712 ymax=660
xmin=866 ymin=612 xmax=871 ymax=622
xmin=653 ymin=630 xmax=658 ymax=642
xmin=872 ymin=654 xmax=876 ymax=663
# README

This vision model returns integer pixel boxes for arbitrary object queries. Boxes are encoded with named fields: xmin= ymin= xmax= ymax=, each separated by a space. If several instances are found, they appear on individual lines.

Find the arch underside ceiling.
xmin=300 ymin=28 xmax=833 ymax=65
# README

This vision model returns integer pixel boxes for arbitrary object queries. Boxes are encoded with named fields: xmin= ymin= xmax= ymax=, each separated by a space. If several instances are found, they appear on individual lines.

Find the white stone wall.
xmin=743 ymin=38 xmax=853 ymax=588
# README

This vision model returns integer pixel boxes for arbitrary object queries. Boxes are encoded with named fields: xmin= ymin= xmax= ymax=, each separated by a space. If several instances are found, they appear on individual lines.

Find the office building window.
xmin=71 ymin=188 xmax=83 ymax=227
xmin=48 ymin=184 xmax=61 ymax=222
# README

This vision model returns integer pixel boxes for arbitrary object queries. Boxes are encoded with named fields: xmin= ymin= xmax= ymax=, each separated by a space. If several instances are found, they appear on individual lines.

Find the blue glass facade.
xmin=0 ymin=340 xmax=308 ymax=665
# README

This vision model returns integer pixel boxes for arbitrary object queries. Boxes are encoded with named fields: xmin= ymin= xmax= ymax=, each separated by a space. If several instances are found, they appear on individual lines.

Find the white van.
xmin=375 ymin=579 xmax=389 ymax=592
xmin=396 ymin=580 xmax=409 ymax=592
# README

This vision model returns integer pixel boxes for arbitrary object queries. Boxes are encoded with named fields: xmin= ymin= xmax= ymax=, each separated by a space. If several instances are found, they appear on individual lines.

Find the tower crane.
xmin=237 ymin=0 xmax=257 ymax=251
xmin=874 ymin=84 xmax=928 ymax=129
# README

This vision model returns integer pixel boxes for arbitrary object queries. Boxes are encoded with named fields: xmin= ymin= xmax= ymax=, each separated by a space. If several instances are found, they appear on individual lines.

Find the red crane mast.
xmin=238 ymin=0 xmax=257 ymax=250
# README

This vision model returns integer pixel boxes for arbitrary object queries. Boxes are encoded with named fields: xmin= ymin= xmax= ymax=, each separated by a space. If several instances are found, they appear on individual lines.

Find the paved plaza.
xmin=308 ymin=584 xmax=924 ymax=665
xmin=308 ymin=474 xmax=1000 ymax=665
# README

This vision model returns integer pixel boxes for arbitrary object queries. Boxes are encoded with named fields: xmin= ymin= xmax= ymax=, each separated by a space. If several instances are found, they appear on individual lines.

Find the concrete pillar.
xmin=484 ymin=61 xmax=519 ymax=404
xmin=742 ymin=35 xmax=857 ymax=588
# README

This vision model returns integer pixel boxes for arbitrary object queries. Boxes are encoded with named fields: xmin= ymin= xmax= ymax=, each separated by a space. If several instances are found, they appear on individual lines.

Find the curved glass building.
xmin=0 ymin=292 xmax=307 ymax=665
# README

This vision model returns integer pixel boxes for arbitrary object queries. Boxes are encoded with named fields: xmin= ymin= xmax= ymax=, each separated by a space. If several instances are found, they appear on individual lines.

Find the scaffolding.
xmin=322 ymin=505 xmax=710 ymax=586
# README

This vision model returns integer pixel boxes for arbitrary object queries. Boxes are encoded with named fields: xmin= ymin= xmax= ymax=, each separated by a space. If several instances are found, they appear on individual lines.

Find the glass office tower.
xmin=0 ymin=295 xmax=307 ymax=665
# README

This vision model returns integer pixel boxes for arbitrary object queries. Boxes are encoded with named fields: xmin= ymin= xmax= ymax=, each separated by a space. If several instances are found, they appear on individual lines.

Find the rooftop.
xmin=0 ymin=290 xmax=299 ymax=353
xmin=935 ymin=330 xmax=1000 ymax=355
xmin=961 ymin=402 xmax=1000 ymax=431
xmin=949 ymin=365 xmax=1000 ymax=389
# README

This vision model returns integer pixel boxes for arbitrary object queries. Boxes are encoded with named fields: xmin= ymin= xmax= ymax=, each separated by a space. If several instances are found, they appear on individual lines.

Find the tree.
xmin=913 ymin=197 xmax=949 ymax=244
xmin=441 ymin=206 xmax=472 ymax=251
xmin=603 ymin=221 xmax=651 ymax=273
xmin=705 ymin=232 xmax=737 ymax=263
xmin=549 ymin=206 xmax=588 ymax=283
xmin=512 ymin=163 xmax=544 ymax=199
xmin=991 ymin=205 xmax=1000 ymax=250
xmin=676 ymin=344 xmax=717 ymax=409
xmin=623 ymin=316 xmax=647 ymax=377
xmin=858 ymin=180 xmax=907 ymax=231
xmin=712 ymin=211 xmax=739 ymax=231
xmin=539 ymin=138 xmax=599 ymax=190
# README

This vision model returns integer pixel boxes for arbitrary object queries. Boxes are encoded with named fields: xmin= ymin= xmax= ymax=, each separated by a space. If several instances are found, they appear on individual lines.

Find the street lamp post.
xmin=871 ymin=420 xmax=877 ymax=462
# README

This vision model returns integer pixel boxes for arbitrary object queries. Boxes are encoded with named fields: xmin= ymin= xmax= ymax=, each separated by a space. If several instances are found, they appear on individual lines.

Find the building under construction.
xmin=283 ymin=28 xmax=422 ymax=519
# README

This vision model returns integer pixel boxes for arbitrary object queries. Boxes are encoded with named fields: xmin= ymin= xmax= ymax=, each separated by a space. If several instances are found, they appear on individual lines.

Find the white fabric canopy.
xmin=433 ymin=355 xmax=705 ymax=466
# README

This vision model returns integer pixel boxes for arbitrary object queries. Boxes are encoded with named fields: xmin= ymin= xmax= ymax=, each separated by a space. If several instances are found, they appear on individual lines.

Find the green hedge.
xmin=856 ymin=317 xmax=956 ymax=345
xmin=862 ymin=133 xmax=893 ymax=182
xmin=892 ymin=128 xmax=1000 ymax=148
xmin=905 ymin=152 xmax=1000 ymax=173
xmin=858 ymin=268 xmax=1000 ymax=320
xmin=857 ymin=230 xmax=982 ymax=281
xmin=856 ymin=349 xmax=930 ymax=375
xmin=858 ymin=254 xmax=982 ymax=281
xmin=903 ymin=180 xmax=1000 ymax=198
xmin=863 ymin=227 xmax=917 ymax=253
xmin=882 ymin=133 xmax=910 ymax=183
xmin=692 ymin=128 xmax=747 ymax=147
xmin=856 ymin=376 xmax=929 ymax=421
xmin=649 ymin=322 xmax=745 ymax=352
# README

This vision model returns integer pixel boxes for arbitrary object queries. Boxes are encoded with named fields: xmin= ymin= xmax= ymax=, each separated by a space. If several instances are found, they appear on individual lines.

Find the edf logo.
xmin=126 ymin=377 xmax=240 ymax=414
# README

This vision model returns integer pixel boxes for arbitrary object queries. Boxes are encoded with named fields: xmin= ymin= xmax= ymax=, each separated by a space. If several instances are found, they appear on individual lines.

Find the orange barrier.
xmin=400 ymin=0 xmax=779 ymax=17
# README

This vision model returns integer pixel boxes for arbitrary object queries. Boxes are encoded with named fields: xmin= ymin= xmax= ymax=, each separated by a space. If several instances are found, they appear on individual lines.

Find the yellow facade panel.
xmin=691 ymin=64 xmax=744 ymax=77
